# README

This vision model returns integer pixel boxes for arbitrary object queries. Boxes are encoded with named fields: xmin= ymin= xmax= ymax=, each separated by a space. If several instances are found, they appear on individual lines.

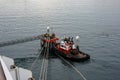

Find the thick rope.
xmin=39 ymin=37 xmax=49 ymax=80
xmin=44 ymin=38 xmax=50 ymax=80
xmin=56 ymin=54 xmax=87 ymax=80
xmin=39 ymin=42 xmax=47 ymax=80
xmin=30 ymin=46 xmax=44 ymax=70
xmin=42 ymin=42 xmax=49 ymax=80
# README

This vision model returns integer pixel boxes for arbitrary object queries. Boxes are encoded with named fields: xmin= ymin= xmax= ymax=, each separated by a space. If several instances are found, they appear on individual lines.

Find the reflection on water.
xmin=0 ymin=0 xmax=120 ymax=80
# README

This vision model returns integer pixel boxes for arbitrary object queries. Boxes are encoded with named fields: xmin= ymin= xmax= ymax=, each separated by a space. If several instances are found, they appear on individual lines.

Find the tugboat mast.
xmin=47 ymin=26 xmax=50 ymax=34
xmin=76 ymin=36 xmax=80 ymax=51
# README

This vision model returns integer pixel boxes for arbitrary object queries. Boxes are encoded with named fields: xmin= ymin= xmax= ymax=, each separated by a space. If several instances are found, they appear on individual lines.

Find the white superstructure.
xmin=0 ymin=55 xmax=34 ymax=80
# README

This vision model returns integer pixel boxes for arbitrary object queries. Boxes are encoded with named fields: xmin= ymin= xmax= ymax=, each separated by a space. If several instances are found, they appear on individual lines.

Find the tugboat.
xmin=41 ymin=27 xmax=90 ymax=61
xmin=54 ymin=36 xmax=90 ymax=61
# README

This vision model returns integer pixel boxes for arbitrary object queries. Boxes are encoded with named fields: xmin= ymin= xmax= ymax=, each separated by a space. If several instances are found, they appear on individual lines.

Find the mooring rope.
xmin=56 ymin=54 xmax=87 ymax=80
xmin=30 ymin=46 xmax=44 ymax=70
xmin=44 ymin=38 xmax=50 ymax=80
xmin=41 ymin=42 xmax=49 ymax=80
xmin=39 ymin=42 xmax=47 ymax=80
xmin=39 ymin=37 xmax=50 ymax=80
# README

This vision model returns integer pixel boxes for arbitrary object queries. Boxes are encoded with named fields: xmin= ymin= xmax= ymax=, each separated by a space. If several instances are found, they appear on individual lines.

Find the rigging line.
xmin=42 ymin=45 xmax=47 ymax=80
xmin=43 ymin=41 xmax=49 ymax=80
xmin=39 ymin=51 xmax=46 ymax=80
xmin=30 ymin=46 xmax=44 ymax=70
xmin=56 ymin=54 xmax=87 ymax=80
xmin=39 ymin=46 xmax=46 ymax=80
xmin=44 ymin=38 xmax=50 ymax=80
xmin=39 ymin=36 xmax=50 ymax=80
xmin=39 ymin=42 xmax=48 ymax=80
xmin=43 ymin=40 xmax=49 ymax=80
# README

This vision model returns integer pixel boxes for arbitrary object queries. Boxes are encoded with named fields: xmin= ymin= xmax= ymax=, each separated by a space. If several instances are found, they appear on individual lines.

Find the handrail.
xmin=0 ymin=56 xmax=13 ymax=80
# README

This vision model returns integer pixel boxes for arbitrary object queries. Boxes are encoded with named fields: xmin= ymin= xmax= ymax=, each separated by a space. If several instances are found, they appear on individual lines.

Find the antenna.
xmin=75 ymin=36 xmax=80 ymax=51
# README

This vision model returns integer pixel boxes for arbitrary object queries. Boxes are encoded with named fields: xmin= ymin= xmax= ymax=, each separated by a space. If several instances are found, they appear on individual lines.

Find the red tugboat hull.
xmin=54 ymin=44 xmax=90 ymax=62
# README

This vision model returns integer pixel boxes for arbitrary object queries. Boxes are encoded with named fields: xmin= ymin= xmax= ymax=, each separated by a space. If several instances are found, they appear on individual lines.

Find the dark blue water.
xmin=0 ymin=0 xmax=120 ymax=80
